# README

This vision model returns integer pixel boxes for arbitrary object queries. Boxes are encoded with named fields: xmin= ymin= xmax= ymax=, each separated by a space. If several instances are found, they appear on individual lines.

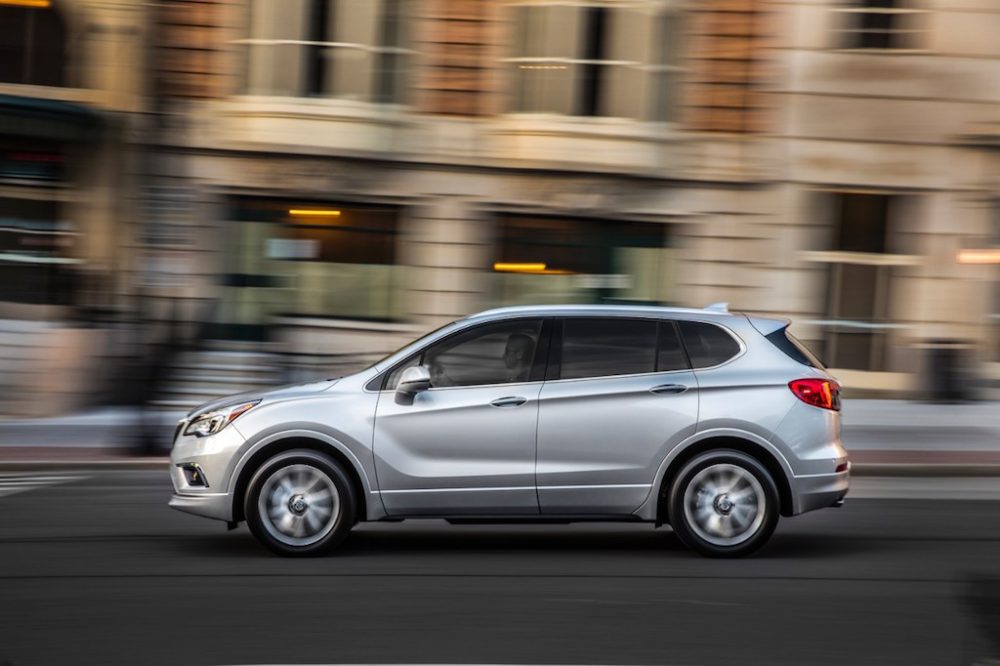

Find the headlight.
xmin=183 ymin=400 xmax=259 ymax=438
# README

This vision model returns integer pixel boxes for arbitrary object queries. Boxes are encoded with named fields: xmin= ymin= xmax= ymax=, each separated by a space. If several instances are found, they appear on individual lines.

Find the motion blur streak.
xmin=0 ymin=0 xmax=998 ymax=664
xmin=0 ymin=0 xmax=996 ymax=422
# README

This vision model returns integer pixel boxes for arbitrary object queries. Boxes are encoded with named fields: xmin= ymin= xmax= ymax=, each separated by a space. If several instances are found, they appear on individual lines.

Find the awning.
xmin=0 ymin=93 xmax=104 ymax=142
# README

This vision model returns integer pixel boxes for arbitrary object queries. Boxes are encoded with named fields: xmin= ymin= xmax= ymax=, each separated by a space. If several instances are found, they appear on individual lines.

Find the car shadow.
xmin=168 ymin=522 xmax=885 ymax=560
xmin=344 ymin=523 xmax=685 ymax=555
xmin=759 ymin=532 xmax=887 ymax=559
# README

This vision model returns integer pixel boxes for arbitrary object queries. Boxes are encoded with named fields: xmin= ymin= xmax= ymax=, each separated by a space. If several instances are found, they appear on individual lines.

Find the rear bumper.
xmin=169 ymin=492 xmax=233 ymax=522
xmin=791 ymin=464 xmax=850 ymax=515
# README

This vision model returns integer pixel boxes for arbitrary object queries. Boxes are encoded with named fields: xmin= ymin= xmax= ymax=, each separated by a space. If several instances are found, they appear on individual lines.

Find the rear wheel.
xmin=245 ymin=450 xmax=355 ymax=556
xmin=668 ymin=450 xmax=779 ymax=558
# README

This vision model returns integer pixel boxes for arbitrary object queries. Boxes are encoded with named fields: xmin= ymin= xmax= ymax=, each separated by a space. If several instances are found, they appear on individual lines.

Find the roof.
xmin=467 ymin=304 xmax=740 ymax=320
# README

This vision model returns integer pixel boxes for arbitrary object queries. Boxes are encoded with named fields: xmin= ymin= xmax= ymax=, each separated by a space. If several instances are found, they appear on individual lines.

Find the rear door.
xmin=535 ymin=317 xmax=699 ymax=515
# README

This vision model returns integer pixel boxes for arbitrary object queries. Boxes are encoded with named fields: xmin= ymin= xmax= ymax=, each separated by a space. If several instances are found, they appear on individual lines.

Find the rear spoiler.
xmin=746 ymin=315 xmax=791 ymax=337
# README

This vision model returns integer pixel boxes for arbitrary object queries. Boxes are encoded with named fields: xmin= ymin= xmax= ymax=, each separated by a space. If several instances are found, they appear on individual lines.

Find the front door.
xmin=536 ymin=317 xmax=699 ymax=515
xmin=373 ymin=318 xmax=548 ymax=515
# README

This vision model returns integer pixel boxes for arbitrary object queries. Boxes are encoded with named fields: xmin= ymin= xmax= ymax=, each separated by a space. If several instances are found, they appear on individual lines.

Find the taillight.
xmin=789 ymin=378 xmax=841 ymax=411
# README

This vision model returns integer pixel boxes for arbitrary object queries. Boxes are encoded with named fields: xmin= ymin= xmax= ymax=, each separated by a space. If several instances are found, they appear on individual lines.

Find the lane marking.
xmin=0 ymin=474 xmax=88 ymax=498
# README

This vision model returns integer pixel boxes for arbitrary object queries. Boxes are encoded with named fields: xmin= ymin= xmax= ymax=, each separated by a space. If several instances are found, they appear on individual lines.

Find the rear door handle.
xmin=490 ymin=396 xmax=527 ymax=408
xmin=649 ymin=384 xmax=688 ymax=395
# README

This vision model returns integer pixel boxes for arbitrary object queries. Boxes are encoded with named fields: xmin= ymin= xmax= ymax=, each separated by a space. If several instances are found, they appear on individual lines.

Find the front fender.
xmin=228 ymin=424 xmax=386 ymax=521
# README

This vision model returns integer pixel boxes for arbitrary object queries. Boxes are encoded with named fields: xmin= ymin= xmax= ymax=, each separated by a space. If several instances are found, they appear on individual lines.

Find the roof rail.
xmin=704 ymin=302 xmax=729 ymax=313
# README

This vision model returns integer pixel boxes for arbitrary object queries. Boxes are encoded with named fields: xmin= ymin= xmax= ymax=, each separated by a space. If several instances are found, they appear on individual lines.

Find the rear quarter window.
xmin=765 ymin=328 xmax=825 ymax=369
xmin=678 ymin=321 xmax=741 ymax=368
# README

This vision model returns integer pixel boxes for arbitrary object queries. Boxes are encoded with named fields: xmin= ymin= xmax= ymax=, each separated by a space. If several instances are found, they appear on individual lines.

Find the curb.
xmin=850 ymin=463 xmax=1000 ymax=477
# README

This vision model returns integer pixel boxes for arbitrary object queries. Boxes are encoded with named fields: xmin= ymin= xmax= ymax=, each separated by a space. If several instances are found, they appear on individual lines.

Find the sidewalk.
xmin=841 ymin=399 xmax=1000 ymax=472
xmin=0 ymin=400 xmax=997 ymax=474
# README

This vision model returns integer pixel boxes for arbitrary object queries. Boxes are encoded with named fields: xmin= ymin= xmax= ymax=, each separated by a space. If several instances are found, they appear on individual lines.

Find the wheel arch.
xmin=655 ymin=435 xmax=794 ymax=524
xmin=231 ymin=434 xmax=370 ymax=524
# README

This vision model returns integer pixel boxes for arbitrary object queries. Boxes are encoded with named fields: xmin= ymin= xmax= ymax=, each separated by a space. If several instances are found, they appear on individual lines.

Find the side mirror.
xmin=395 ymin=365 xmax=431 ymax=405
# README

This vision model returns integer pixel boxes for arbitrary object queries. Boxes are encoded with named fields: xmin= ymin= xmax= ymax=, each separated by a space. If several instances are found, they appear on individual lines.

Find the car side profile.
xmin=169 ymin=304 xmax=849 ymax=558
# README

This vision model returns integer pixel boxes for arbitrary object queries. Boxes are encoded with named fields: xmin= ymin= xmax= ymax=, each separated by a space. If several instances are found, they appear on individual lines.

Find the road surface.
xmin=1 ymin=470 xmax=999 ymax=666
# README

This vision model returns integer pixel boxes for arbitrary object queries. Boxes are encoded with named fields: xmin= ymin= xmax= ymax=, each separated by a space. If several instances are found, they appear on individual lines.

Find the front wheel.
xmin=245 ymin=450 xmax=356 ymax=556
xmin=668 ymin=450 xmax=779 ymax=558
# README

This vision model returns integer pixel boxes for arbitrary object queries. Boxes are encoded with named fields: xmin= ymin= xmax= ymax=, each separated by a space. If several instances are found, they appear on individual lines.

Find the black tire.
xmin=244 ymin=449 xmax=356 ymax=557
xmin=668 ymin=449 xmax=779 ymax=558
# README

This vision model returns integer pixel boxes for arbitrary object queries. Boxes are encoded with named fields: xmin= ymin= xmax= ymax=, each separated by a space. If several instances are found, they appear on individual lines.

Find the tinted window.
xmin=766 ymin=328 xmax=825 ymax=369
xmin=657 ymin=322 xmax=689 ymax=372
xmin=560 ymin=318 xmax=657 ymax=380
xmin=385 ymin=319 xmax=543 ymax=389
xmin=679 ymin=321 xmax=741 ymax=368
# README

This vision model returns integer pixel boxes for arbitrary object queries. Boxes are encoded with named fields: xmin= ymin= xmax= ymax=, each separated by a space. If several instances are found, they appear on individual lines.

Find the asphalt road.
xmin=1 ymin=471 xmax=1000 ymax=666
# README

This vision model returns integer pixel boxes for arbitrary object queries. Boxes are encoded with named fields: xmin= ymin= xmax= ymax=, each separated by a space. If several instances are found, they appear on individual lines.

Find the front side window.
xmin=559 ymin=318 xmax=658 ymax=380
xmin=679 ymin=321 xmax=741 ymax=368
xmin=386 ymin=319 xmax=544 ymax=390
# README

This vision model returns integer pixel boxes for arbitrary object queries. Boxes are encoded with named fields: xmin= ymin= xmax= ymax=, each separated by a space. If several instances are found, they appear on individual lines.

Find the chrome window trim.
xmin=365 ymin=312 xmax=748 ymax=391
xmin=541 ymin=367 xmax=692 ymax=385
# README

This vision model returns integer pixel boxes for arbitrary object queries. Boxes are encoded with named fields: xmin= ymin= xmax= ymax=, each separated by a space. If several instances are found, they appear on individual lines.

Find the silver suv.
xmin=169 ymin=305 xmax=849 ymax=558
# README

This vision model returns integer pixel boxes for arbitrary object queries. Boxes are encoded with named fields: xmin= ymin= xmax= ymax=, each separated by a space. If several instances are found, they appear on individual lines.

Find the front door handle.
xmin=490 ymin=396 xmax=527 ymax=408
xmin=649 ymin=384 xmax=688 ymax=395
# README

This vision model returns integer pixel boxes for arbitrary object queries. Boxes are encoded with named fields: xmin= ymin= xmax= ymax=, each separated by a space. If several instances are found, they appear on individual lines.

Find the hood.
xmin=184 ymin=378 xmax=340 ymax=418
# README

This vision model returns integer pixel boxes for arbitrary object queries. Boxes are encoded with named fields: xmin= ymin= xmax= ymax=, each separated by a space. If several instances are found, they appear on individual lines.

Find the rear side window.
xmin=679 ymin=321 xmax=741 ymax=368
xmin=560 ymin=318 xmax=657 ymax=379
xmin=766 ymin=328 xmax=825 ymax=369
xmin=657 ymin=322 xmax=688 ymax=372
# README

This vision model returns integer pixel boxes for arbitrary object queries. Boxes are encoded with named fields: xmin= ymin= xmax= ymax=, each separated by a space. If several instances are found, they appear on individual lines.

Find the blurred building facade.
xmin=0 ymin=0 xmax=997 ymax=415
xmin=0 ymin=0 xmax=152 ymax=415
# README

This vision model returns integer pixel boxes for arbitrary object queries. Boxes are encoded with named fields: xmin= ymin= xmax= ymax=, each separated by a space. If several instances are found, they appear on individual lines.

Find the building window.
xmin=990 ymin=207 xmax=1000 ymax=362
xmin=0 ymin=3 xmax=67 ymax=87
xmin=0 ymin=196 xmax=78 ymax=306
xmin=836 ymin=0 xmax=926 ymax=51
xmin=650 ymin=11 xmax=684 ymax=123
xmin=493 ymin=214 xmax=673 ymax=307
xmin=506 ymin=2 xmax=682 ymax=121
xmin=243 ymin=0 xmax=413 ymax=102
xmin=818 ymin=192 xmax=903 ymax=371
xmin=220 ymin=198 xmax=402 ymax=338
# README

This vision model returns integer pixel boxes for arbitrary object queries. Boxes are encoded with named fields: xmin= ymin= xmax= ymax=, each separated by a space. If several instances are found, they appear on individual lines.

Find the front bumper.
xmin=169 ymin=422 xmax=245 ymax=523
xmin=791 ymin=463 xmax=850 ymax=515
xmin=169 ymin=492 xmax=233 ymax=522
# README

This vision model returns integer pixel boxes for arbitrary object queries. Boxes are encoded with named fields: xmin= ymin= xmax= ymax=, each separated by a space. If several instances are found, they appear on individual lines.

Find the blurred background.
xmin=0 ymin=0 xmax=998 ymax=425
xmin=3 ymin=4 xmax=1000 ymax=664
